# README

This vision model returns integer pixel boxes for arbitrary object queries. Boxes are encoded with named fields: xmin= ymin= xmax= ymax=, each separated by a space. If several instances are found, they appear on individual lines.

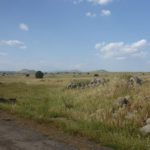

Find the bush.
xmin=94 ymin=73 xmax=99 ymax=77
xmin=35 ymin=71 xmax=44 ymax=79
xmin=25 ymin=74 xmax=30 ymax=77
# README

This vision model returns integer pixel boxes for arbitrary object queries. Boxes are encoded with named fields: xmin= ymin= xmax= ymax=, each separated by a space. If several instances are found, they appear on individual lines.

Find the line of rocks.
xmin=67 ymin=78 xmax=108 ymax=89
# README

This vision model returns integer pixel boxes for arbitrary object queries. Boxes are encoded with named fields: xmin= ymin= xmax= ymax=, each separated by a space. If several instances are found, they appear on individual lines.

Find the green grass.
xmin=0 ymin=73 xmax=150 ymax=150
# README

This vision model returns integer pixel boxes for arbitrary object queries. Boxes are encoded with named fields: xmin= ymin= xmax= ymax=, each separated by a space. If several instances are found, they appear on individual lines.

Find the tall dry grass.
xmin=0 ymin=72 xmax=150 ymax=149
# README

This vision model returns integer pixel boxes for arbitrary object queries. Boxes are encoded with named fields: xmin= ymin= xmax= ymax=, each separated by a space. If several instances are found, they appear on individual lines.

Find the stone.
xmin=140 ymin=124 xmax=150 ymax=135
xmin=128 ymin=76 xmax=143 ymax=87
xmin=114 ymin=96 xmax=130 ymax=107
xmin=146 ymin=118 xmax=150 ymax=125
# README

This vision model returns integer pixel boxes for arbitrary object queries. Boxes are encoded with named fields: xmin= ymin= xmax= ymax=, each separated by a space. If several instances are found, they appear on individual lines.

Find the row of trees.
xmin=26 ymin=71 xmax=44 ymax=79
xmin=27 ymin=71 xmax=100 ymax=79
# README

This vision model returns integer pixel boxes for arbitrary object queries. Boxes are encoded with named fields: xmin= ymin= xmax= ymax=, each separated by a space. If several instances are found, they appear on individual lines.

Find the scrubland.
xmin=0 ymin=72 xmax=150 ymax=150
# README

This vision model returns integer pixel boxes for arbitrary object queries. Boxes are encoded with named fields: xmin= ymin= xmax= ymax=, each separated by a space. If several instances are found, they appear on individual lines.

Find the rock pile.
xmin=128 ymin=76 xmax=143 ymax=87
xmin=67 ymin=80 xmax=89 ymax=89
xmin=89 ymin=78 xmax=107 ymax=87
xmin=67 ymin=78 xmax=107 ymax=89
xmin=113 ymin=96 xmax=130 ymax=108
xmin=112 ymin=96 xmax=130 ymax=117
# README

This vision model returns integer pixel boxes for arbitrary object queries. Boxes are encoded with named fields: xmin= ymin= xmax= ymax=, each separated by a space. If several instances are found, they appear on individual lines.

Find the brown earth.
xmin=0 ymin=110 xmax=112 ymax=150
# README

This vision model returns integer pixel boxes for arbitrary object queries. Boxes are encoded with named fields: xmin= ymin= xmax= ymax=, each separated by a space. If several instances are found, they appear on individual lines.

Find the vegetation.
xmin=25 ymin=74 xmax=30 ymax=77
xmin=0 ymin=72 xmax=150 ymax=150
xmin=94 ymin=73 xmax=99 ymax=77
xmin=35 ymin=71 xmax=44 ymax=79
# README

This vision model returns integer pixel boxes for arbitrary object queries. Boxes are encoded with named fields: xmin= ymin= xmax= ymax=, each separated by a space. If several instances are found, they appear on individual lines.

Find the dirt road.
xmin=0 ymin=111 xmax=112 ymax=150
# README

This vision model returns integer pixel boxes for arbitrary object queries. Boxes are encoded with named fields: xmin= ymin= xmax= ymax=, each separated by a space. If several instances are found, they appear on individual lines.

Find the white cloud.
xmin=0 ymin=40 xmax=27 ymax=49
xmin=101 ymin=9 xmax=111 ymax=16
xmin=86 ymin=12 xmax=96 ymax=17
xmin=88 ymin=0 xmax=112 ymax=5
xmin=95 ymin=39 xmax=149 ymax=59
xmin=19 ymin=23 xmax=29 ymax=31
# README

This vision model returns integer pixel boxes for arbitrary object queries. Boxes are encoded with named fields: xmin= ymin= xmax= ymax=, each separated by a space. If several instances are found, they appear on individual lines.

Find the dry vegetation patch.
xmin=0 ymin=72 xmax=150 ymax=150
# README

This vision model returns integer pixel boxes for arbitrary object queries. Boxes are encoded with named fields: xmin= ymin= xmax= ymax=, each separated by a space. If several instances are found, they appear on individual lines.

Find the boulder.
xmin=146 ymin=118 xmax=150 ymax=125
xmin=128 ymin=76 xmax=143 ymax=87
xmin=140 ymin=118 xmax=150 ymax=135
xmin=140 ymin=124 xmax=150 ymax=135
xmin=114 ymin=96 xmax=130 ymax=107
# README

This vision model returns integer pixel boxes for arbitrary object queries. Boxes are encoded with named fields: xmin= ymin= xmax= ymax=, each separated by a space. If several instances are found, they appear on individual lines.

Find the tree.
xmin=94 ymin=73 xmax=99 ymax=77
xmin=35 ymin=71 xmax=44 ymax=79
xmin=25 ymin=74 xmax=30 ymax=77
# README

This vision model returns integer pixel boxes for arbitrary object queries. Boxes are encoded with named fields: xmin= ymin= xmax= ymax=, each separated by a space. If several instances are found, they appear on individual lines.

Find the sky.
xmin=0 ymin=0 xmax=150 ymax=72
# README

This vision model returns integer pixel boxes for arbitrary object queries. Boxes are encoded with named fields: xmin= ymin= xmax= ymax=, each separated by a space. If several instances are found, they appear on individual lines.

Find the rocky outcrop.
xmin=128 ymin=76 xmax=143 ymax=87
xmin=67 ymin=78 xmax=108 ymax=89
xmin=112 ymin=96 xmax=130 ymax=118
xmin=114 ymin=96 xmax=130 ymax=108
xmin=67 ymin=80 xmax=89 ymax=89
xmin=89 ymin=78 xmax=107 ymax=87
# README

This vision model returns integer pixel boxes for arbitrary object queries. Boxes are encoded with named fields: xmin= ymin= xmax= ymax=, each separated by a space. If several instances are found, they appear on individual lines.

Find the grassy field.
xmin=0 ymin=72 xmax=150 ymax=150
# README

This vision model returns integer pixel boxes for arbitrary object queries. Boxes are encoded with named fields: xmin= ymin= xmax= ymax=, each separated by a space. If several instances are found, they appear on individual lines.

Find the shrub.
xmin=26 ymin=74 xmax=30 ymax=77
xmin=2 ymin=73 xmax=6 ymax=76
xmin=94 ymin=74 xmax=99 ymax=77
xmin=35 ymin=71 xmax=44 ymax=79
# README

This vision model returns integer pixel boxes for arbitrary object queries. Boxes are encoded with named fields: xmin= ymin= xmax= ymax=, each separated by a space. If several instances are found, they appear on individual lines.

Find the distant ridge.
xmin=89 ymin=70 xmax=108 ymax=73
xmin=0 ymin=69 xmax=108 ymax=74
xmin=18 ymin=69 xmax=36 ymax=74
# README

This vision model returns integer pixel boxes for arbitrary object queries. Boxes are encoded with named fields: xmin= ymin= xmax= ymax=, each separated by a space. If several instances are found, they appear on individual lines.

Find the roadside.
xmin=0 ymin=110 xmax=112 ymax=150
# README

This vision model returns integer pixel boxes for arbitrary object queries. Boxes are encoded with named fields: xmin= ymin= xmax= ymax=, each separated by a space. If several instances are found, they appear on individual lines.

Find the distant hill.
xmin=96 ymin=70 xmax=108 ymax=72
xmin=18 ymin=69 xmax=36 ymax=74
xmin=51 ymin=70 xmax=81 ymax=74
xmin=89 ymin=70 xmax=108 ymax=73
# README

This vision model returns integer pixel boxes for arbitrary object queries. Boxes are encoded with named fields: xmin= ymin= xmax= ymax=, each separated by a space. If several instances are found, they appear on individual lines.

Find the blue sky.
xmin=0 ymin=0 xmax=150 ymax=71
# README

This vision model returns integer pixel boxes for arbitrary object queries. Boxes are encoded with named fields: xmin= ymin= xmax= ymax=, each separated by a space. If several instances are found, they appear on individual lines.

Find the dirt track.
xmin=0 ymin=111 xmax=112 ymax=150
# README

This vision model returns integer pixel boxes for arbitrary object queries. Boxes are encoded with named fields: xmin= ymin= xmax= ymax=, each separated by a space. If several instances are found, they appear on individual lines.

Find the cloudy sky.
xmin=0 ymin=0 xmax=150 ymax=71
